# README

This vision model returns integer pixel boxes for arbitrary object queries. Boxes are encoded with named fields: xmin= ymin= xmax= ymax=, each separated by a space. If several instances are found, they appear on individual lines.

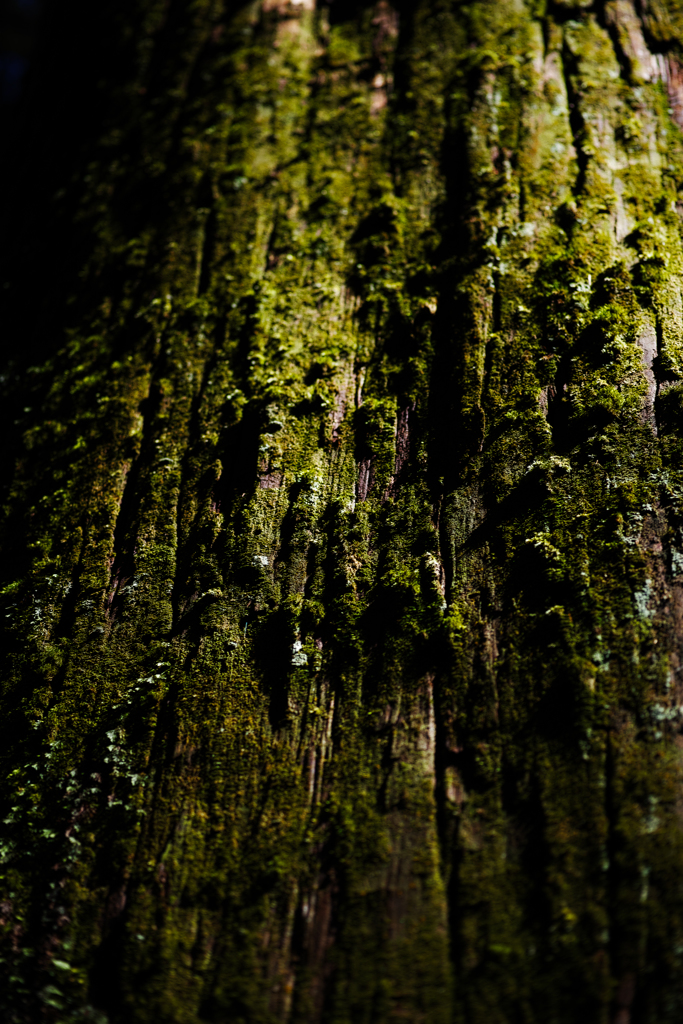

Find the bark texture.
xmin=4 ymin=0 xmax=683 ymax=1021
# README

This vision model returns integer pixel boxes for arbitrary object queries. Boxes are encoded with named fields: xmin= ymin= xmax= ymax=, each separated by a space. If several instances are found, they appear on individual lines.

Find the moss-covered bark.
xmin=5 ymin=0 xmax=683 ymax=1020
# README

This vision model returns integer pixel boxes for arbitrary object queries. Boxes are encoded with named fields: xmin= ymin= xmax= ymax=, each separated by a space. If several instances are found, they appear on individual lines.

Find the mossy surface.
xmin=4 ymin=0 xmax=683 ymax=1021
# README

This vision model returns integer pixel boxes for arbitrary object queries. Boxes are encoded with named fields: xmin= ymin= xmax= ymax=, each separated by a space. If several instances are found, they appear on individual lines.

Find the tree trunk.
xmin=3 ymin=0 xmax=683 ymax=1021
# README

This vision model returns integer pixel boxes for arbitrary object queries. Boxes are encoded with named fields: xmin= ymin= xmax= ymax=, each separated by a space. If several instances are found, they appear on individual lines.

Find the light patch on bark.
xmin=424 ymin=552 xmax=447 ymax=610
xmin=372 ymin=1 xmax=399 ymax=49
xmin=638 ymin=319 xmax=658 ymax=431
xmin=263 ymin=0 xmax=314 ymax=11
xmin=265 ymin=0 xmax=315 ymax=44
xmin=613 ymin=177 xmax=633 ymax=243
xmin=330 ymin=363 xmax=355 ymax=442
xmin=259 ymin=469 xmax=283 ymax=489
xmin=370 ymin=72 xmax=388 ymax=115
xmin=651 ymin=52 xmax=683 ymax=130
xmin=542 ymin=49 xmax=569 ymax=116
xmin=444 ymin=766 xmax=466 ymax=807
xmin=356 ymin=458 xmax=373 ymax=502
xmin=605 ymin=1 xmax=659 ymax=83
xmin=415 ymin=673 xmax=436 ymax=766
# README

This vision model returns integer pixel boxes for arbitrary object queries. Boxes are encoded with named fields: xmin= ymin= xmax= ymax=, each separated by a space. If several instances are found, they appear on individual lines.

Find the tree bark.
xmin=4 ymin=0 xmax=683 ymax=1021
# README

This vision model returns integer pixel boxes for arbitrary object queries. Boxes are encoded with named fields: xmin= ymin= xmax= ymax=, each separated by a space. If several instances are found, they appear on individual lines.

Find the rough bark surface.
xmin=5 ymin=0 xmax=683 ymax=1021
